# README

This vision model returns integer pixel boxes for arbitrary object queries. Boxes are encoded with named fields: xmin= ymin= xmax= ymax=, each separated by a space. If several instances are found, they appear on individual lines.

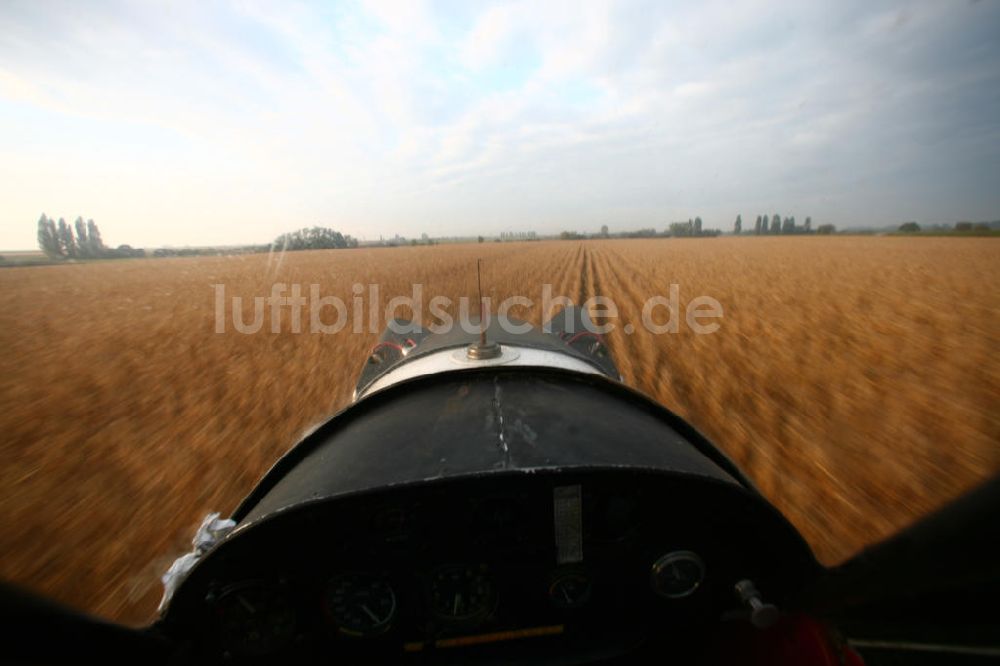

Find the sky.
xmin=1 ymin=0 xmax=999 ymax=250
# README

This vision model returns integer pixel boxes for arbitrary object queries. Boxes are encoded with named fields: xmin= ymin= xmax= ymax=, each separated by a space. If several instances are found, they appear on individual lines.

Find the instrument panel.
xmin=161 ymin=470 xmax=816 ymax=663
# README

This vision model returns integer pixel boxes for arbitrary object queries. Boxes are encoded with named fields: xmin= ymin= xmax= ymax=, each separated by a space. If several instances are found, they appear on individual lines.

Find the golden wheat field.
xmin=1 ymin=237 xmax=998 ymax=626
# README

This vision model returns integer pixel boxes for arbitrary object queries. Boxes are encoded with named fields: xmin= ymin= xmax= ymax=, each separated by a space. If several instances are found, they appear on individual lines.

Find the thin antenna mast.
xmin=477 ymin=259 xmax=486 ymax=347
xmin=466 ymin=258 xmax=501 ymax=360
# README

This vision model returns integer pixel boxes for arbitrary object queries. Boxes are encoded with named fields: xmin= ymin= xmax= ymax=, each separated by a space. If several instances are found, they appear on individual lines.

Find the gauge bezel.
xmin=427 ymin=564 xmax=498 ymax=623
xmin=547 ymin=569 xmax=593 ymax=609
xmin=650 ymin=550 xmax=706 ymax=599
xmin=214 ymin=581 xmax=297 ymax=657
xmin=324 ymin=573 xmax=398 ymax=638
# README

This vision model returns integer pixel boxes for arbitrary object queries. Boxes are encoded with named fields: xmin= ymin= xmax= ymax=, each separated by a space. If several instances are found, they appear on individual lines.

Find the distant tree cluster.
xmin=271 ymin=227 xmax=359 ymax=251
xmin=668 ymin=221 xmax=692 ymax=236
xmin=896 ymin=221 xmax=995 ymax=235
xmin=36 ymin=213 xmax=143 ymax=259
xmin=743 ymin=213 xmax=817 ymax=235
xmin=558 ymin=227 xmax=663 ymax=240
xmin=556 ymin=218 xmax=724 ymax=240
xmin=37 ymin=214 xmax=101 ymax=259
xmin=953 ymin=221 xmax=993 ymax=233
xmin=151 ymin=246 xmax=267 ymax=258
xmin=619 ymin=228 xmax=660 ymax=238
xmin=499 ymin=231 xmax=538 ymax=241
xmin=667 ymin=217 xmax=718 ymax=237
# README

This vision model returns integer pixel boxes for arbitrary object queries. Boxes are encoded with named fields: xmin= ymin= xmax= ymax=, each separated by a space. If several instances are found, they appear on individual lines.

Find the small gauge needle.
xmin=361 ymin=604 xmax=379 ymax=623
xmin=453 ymin=593 xmax=462 ymax=616
xmin=237 ymin=595 xmax=255 ymax=614
xmin=562 ymin=585 xmax=573 ymax=604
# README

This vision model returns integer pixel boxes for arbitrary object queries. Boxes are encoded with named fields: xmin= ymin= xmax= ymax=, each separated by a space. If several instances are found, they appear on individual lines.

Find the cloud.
xmin=459 ymin=4 xmax=518 ymax=70
xmin=673 ymin=81 xmax=716 ymax=99
xmin=0 ymin=0 xmax=998 ymax=249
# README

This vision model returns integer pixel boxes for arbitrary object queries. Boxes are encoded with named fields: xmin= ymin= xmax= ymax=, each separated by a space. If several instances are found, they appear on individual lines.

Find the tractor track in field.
xmin=545 ymin=243 xmax=584 ymax=322
xmin=592 ymin=244 xmax=673 ymax=394
xmin=575 ymin=244 xmax=592 ymax=312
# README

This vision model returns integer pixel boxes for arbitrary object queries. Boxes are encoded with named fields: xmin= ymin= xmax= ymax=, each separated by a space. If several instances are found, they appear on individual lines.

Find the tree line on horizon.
xmin=36 ymin=213 xmax=144 ymax=260
xmin=559 ymin=217 xmax=721 ymax=240
xmin=271 ymin=226 xmax=359 ymax=251
xmin=897 ymin=220 xmax=995 ymax=234
xmin=560 ymin=214 xmax=831 ymax=240
xmin=33 ymin=215 xmax=362 ymax=261
xmin=668 ymin=217 xmax=720 ymax=237
xmin=734 ymin=214 xmax=834 ymax=235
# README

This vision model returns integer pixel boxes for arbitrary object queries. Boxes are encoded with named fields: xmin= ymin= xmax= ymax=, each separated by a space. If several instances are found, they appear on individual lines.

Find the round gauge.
xmin=650 ymin=551 xmax=705 ymax=599
xmin=215 ymin=583 xmax=296 ymax=657
xmin=429 ymin=565 xmax=497 ymax=622
xmin=548 ymin=571 xmax=592 ymax=609
xmin=326 ymin=574 xmax=397 ymax=637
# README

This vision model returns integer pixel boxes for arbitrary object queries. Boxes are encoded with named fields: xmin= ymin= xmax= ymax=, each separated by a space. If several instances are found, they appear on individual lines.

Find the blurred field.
xmin=0 ymin=237 xmax=997 ymax=626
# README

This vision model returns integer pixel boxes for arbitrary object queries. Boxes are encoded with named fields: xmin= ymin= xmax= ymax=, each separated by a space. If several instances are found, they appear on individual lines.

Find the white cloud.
xmin=673 ymin=81 xmax=716 ymax=99
xmin=0 ymin=0 xmax=998 ymax=249
xmin=360 ymin=0 xmax=438 ymax=42
xmin=459 ymin=4 xmax=518 ymax=70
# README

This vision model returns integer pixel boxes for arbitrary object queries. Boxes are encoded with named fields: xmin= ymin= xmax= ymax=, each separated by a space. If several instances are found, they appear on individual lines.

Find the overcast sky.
xmin=1 ymin=0 xmax=998 ymax=249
